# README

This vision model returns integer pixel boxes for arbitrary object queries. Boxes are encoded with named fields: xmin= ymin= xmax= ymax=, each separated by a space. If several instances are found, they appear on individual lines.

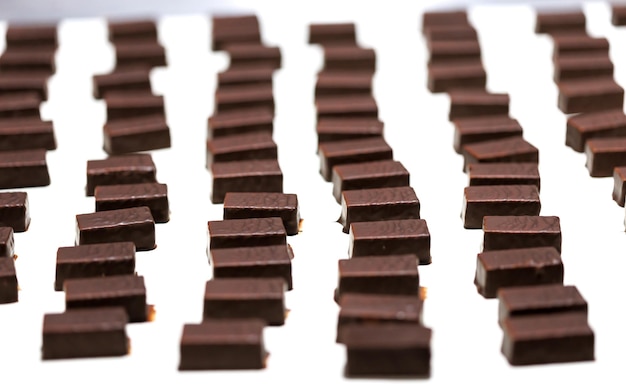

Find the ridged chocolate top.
xmin=94 ymin=182 xmax=167 ymax=201
xmin=87 ymin=154 xmax=156 ymax=173
xmin=76 ymin=206 xmax=155 ymax=231
xmin=223 ymin=192 xmax=297 ymax=210
xmin=341 ymin=323 xmax=432 ymax=348
xmin=56 ymin=242 xmax=136 ymax=264
xmin=568 ymin=110 xmax=626 ymax=132
xmin=210 ymin=244 xmax=293 ymax=267
xmin=464 ymin=184 xmax=540 ymax=202
xmin=333 ymin=160 xmax=409 ymax=180
xmin=0 ymin=149 xmax=47 ymax=168
xmin=319 ymin=137 xmax=391 ymax=158
xmin=104 ymin=114 xmax=168 ymax=137
xmin=207 ymin=132 xmax=276 ymax=155
xmin=208 ymin=217 xmax=286 ymax=239
xmin=181 ymin=319 xmax=265 ymax=345
xmin=339 ymin=254 xmax=419 ymax=277
xmin=498 ymin=284 xmax=587 ymax=317
xmin=338 ymin=293 xmax=423 ymax=322
xmin=204 ymin=277 xmax=285 ymax=300
xmin=463 ymin=136 xmax=538 ymax=160
xmin=211 ymin=159 xmax=282 ymax=178
xmin=478 ymin=246 xmax=562 ymax=270
xmin=65 ymin=275 xmax=146 ymax=300
xmin=350 ymin=219 xmax=430 ymax=240
xmin=483 ymin=215 xmax=561 ymax=234
xmin=586 ymin=136 xmax=626 ymax=153
xmin=0 ymin=92 xmax=41 ymax=112
xmin=43 ymin=307 xmax=128 ymax=333
xmin=342 ymin=186 xmax=419 ymax=207
xmin=0 ymin=191 xmax=27 ymax=207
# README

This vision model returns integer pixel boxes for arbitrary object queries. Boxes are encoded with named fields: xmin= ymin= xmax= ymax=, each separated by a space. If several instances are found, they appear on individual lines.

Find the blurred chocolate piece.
xmin=208 ymin=217 xmax=286 ymax=250
xmin=86 ymin=153 xmax=157 ymax=196
xmin=217 ymin=66 xmax=274 ymax=90
xmin=425 ymin=25 xmax=477 ymax=44
xmin=315 ymin=71 xmax=373 ymax=98
xmin=498 ymin=284 xmax=587 ymax=323
xmin=0 ymin=256 xmax=18 ymax=303
xmin=482 ymin=215 xmax=562 ymax=252
xmin=210 ymin=159 xmax=282 ymax=204
xmin=93 ymin=68 xmax=152 ymax=99
xmin=0 ymin=191 xmax=30 ymax=232
xmin=211 ymin=15 xmax=261 ymax=51
xmin=0 ymin=48 xmax=56 ymax=73
xmin=6 ymin=24 xmax=57 ymax=50
xmin=0 ymin=117 xmax=56 ymax=151
xmin=612 ymin=4 xmax=626 ymax=25
xmin=103 ymin=114 xmax=170 ymax=155
xmin=554 ymin=53 xmax=613 ymax=82
xmin=585 ymin=136 xmax=626 ymax=177
xmin=332 ymin=160 xmax=410 ymax=203
xmin=114 ymin=41 xmax=166 ymax=69
xmin=215 ymin=84 xmax=274 ymax=114
xmin=422 ymin=10 xmax=468 ymax=34
xmin=0 ymin=149 xmax=50 ymax=189
xmin=225 ymin=44 xmax=281 ymax=70
xmin=109 ymin=19 xmax=158 ymax=44
xmin=566 ymin=109 xmax=626 ymax=152
xmin=208 ymin=107 xmax=273 ymax=139
xmin=428 ymin=61 xmax=486 ymax=93
xmin=0 ymin=227 xmax=15 ymax=258
xmin=613 ymin=166 xmax=626 ymax=206
xmin=429 ymin=39 xmax=482 ymax=65
xmin=223 ymin=192 xmax=300 ymax=235
xmin=552 ymin=35 xmax=609 ymax=60
xmin=323 ymin=46 xmax=376 ymax=72
xmin=557 ymin=77 xmax=624 ymax=114
xmin=453 ymin=115 xmax=522 ymax=153
xmin=317 ymin=117 xmax=383 ymax=145
xmin=462 ymin=136 xmax=539 ymax=172
xmin=468 ymin=163 xmax=540 ymax=190
xmin=206 ymin=132 xmax=277 ymax=167
xmin=462 ymin=185 xmax=541 ymax=229
xmin=105 ymin=92 xmax=164 ymax=121
xmin=0 ymin=72 xmax=49 ymax=100
xmin=95 ymin=183 xmax=169 ymax=223
xmin=535 ymin=10 xmax=586 ymax=35
xmin=316 ymin=94 xmax=378 ymax=121
xmin=309 ymin=23 xmax=357 ymax=46
xmin=319 ymin=137 xmax=392 ymax=181
xmin=448 ymin=90 xmax=509 ymax=120
xmin=0 ymin=92 xmax=41 ymax=119
xmin=75 ymin=206 xmax=156 ymax=250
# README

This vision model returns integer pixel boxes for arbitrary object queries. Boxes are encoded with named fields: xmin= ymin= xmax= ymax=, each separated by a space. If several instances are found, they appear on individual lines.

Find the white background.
xmin=1 ymin=1 xmax=626 ymax=389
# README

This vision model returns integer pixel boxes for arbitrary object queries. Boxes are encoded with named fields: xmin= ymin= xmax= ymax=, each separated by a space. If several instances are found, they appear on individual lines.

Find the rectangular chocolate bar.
xmin=429 ymin=40 xmax=482 ymax=66
xmin=64 ymin=274 xmax=149 ymax=322
xmin=86 ymin=153 xmax=157 ymax=196
xmin=208 ymin=217 xmax=286 ymax=249
xmin=427 ymin=61 xmax=486 ymax=93
xmin=315 ymin=71 xmax=373 ymax=98
xmin=348 ymin=219 xmax=431 ymax=264
xmin=103 ymin=114 xmax=171 ymax=155
xmin=557 ymin=77 xmax=624 ymax=114
xmin=462 ymin=185 xmax=541 ymax=229
xmin=468 ymin=163 xmax=540 ymax=189
xmin=425 ymin=25 xmax=477 ymax=44
xmin=554 ymin=54 xmax=613 ymax=82
xmin=566 ymin=109 xmax=626 ymax=152
xmin=332 ymin=160 xmax=410 ymax=203
xmin=206 ymin=131 xmax=277 ymax=167
xmin=453 ymin=115 xmax=523 ymax=153
xmin=585 ymin=136 xmax=626 ymax=177
xmin=319 ymin=137 xmax=393 ymax=181
xmin=0 ymin=92 xmax=41 ymax=119
xmin=210 ymin=159 xmax=283 ymax=204
xmin=108 ymin=19 xmax=158 ymax=44
xmin=448 ymin=90 xmax=509 ymax=120
xmin=0 ymin=191 xmax=30 ymax=232
xmin=0 ymin=48 xmax=56 ymax=74
xmin=42 ymin=308 xmax=129 ymax=359
xmin=214 ymin=84 xmax=274 ymax=114
xmin=422 ymin=10 xmax=468 ymax=34
xmin=217 ymin=66 xmax=274 ymax=90
xmin=223 ymin=192 xmax=300 ymax=235
xmin=0 ymin=149 xmax=50 ymax=189
xmin=203 ymin=277 xmax=286 ymax=325
xmin=179 ymin=319 xmax=267 ymax=370
xmin=105 ymin=92 xmax=165 ymax=121
xmin=0 ymin=72 xmax=49 ymax=100
xmin=613 ymin=166 xmax=626 ymax=206
xmin=0 ymin=227 xmax=15 ymax=258
xmin=323 ymin=46 xmax=375 ymax=72
xmin=474 ymin=246 xmax=564 ymax=298
xmin=552 ymin=35 xmax=609 ymax=59
xmin=613 ymin=4 xmax=626 ymax=25
xmin=55 ymin=242 xmax=136 ymax=291
xmin=93 ymin=68 xmax=152 ymax=99
xmin=535 ymin=11 xmax=586 ymax=35
xmin=114 ymin=41 xmax=167 ymax=69
xmin=309 ymin=23 xmax=357 ymax=46
xmin=462 ymin=136 xmax=539 ymax=172
xmin=0 ymin=117 xmax=56 ymax=151
xmin=211 ymin=15 xmax=261 ymax=51
xmin=316 ymin=94 xmax=378 ymax=121
xmin=0 ymin=256 xmax=18 ymax=303
xmin=482 ymin=215 xmax=562 ymax=252
xmin=497 ymin=284 xmax=588 ymax=323
xmin=75 ymin=206 xmax=156 ymax=250
xmin=340 ymin=186 xmax=420 ymax=233
xmin=208 ymin=107 xmax=273 ymax=139
xmin=225 ymin=44 xmax=281 ymax=70
xmin=209 ymin=244 xmax=293 ymax=290
xmin=317 ymin=117 xmax=384 ymax=145
xmin=5 ymin=24 xmax=58 ymax=50
xmin=94 ymin=183 xmax=169 ymax=223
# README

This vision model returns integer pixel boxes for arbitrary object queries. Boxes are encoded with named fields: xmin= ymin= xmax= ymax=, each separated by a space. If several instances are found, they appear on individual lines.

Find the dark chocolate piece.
xmin=427 ymin=61 xmax=486 ymax=93
xmin=0 ymin=117 xmax=56 ymax=151
xmin=225 ymin=44 xmax=281 ymax=70
xmin=94 ymin=183 xmax=169 ymax=223
xmin=316 ymin=94 xmax=378 ymax=121
xmin=0 ymin=191 xmax=30 ymax=232
xmin=211 ymin=15 xmax=261 ymax=51
xmin=0 ymin=227 xmax=15 ymax=258
xmin=223 ymin=192 xmax=300 ymax=236
xmin=5 ymin=24 xmax=57 ymax=50
xmin=210 ymin=159 xmax=283 ymax=204
xmin=217 ymin=66 xmax=274 ymax=90
xmin=585 ymin=137 xmax=626 ymax=177
xmin=448 ymin=90 xmax=509 ymax=120
xmin=309 ymin=23 xmax=357 ymax=46
xmin=214 ymin=84 xmax=274 ymax=114
xmin=557 ymin=77 xmax=624 ymax=114
xmin=208 ymin=217 xmax=286 ymax=250
xmin=332 ymin=160 xmax=410 ymax=203
xmin=425 ymin=25 xmax=477 ymax=44
xmin=429 ymin=40 xmax=482 ymax=65
xmin=0 ymin=72 xmax=49 ymax=100
xmin=108 ymin=19 xmax=158 ymax=44
xmin=336 ymin=254 xmax=419 ymax=300
xmin=498 ymin=284 xmax=587 ymax=323
xmin=342 ymin=323 xmax=431 ymax=377
xmin=75 ymin=206 xmax=156 ymax=250
xmin=422 ymin=10 xmax=468 ymax=34
xmin=208 ymin=107 xmax=273 ymax=139
xmin=462 ymin=185 xmax=541 ymax=229
xmin=64 ymin=275 xmax=149 ymax=322
xmin=474 ymin=246 xmax=564 ymax=298
xmin=114 ymin=41 xmax=167 ymax=69
xmin=315 ymin=71 xmax=373 ymax=98
xmin=317 ymin=117 xmax=384 ymax=145
xmin=462 ymin=136 xmax=539 ymax=172
xmin=613 ymin=4 xmax=626 ymax=25
xmin=42 ymin=308 xmax=129 ymax=359
xmin=179 ymin=319 xmax=267 ymax=370
xmin=209 ymin=244 xmax=293 ymax=290
xmin=349 ymin=219 xmax=431 ymax=264
xmin=203 ymin=277 xmax=286 ymax=326
xmin=0 ymin=256 xmax=18 ymax=303
xmin=55 ymin=242 xmax=136 ymax=291
xmin=453 ymin=114 xmax=520 ymax=150
xmin=86 ymin=153 xmax=157 ymax=196
xmin=105 ymin=92 xmax=164 ymax=121
xmin=103 ymin=114 xmax=171 ymax=155
xmin=93 ymin=68 xmax=152 ymax=99
xmin=566 ymin=109 xmax=626 ymax=152
xmin=0 ymin=92 xmax=41 ymax=119
xmin=323 ymin=46 xmax=375 ymax=72
xmin=501 ymin=312 xmax=594 ymax=365
xmin=206 ymin=132 xmax=277 ymax=167
xmin=535 ymin=11 xmax=586 ymax=35
xmin=554 ymin=54 xmax=613 ymax=82
xmin=613 ymin=166 xmax=626 ymax=206
xmin=318 ymin=137 xmax=392 ymax=181
xmin=337 ymin=293 xmax=423 ymax=343
xmin=340 ymin=186 xmax=420 ymax=233
xmin=0 ymin=48 xmax=56 ymax=73
xmin=0 ymin=149 xmax=50 ymax=189
xmin=552 ymin=35 xmax=609 ymax=59
xmin=468 ymin=163 xmax=540 ymax=189
xmin=482 ymin=215 xmax=562 ymax=252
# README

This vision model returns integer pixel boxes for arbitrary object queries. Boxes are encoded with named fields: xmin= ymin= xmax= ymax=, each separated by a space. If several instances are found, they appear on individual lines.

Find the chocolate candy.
xmin=0 ymin=117 xmax=56 ymax=151
xmin=209 ymin=244 xmax=293 ymax=290
xmin=429 ymin=40 xmax=482 ymax=65
xmin=114 ymin=41 xmax=167 ymax=69
xmin=203 ymin=277 xmax=286 ymax=326
xmin=319 ymin=137 xmax=392 ymax=181
xmin=497 ymin=284 xmax=587 ymax=323
xmin=0 ymin=92 xmax=41 ymax=119
xmin=0 ymin=48 xmax=56 ymax=73
xmin=462 ymin=185 xmax=541 ymax=229
xmin=317 ymin=117 xmax=384 ymax=144
xmin=42 ymin=308 xmax=129 ymax=359
xmin=309 ymin=23 xmax=357 ymax=46
xmin=427 ymin=61 xmax=486 ymax=93
xmin=342 ymin=323 xmax=431 ymax=377
xmin=0 ymin=72 xmax=49 ymax=100
xmin=448 ymin=90 xmax=509 ymax=120
xmin=211 ymin=15 xmax=261 ymax=51
xmin=323 ymin=46 xmax=375 ymax=72
xmin=55 ymin=242 xmax=136 ymax=291
xmin=585 ymin=137 xmax=626 ymax=177
xmin=5 ymin=24 xmax=57 ymax=50
xmin=75 ymin=206 xmax=156 ymax=250
xmin=315 ymin=71 xmax=373 ymax=98
xmin=223 ymin=192 xmax=300 ymax=235
xmin=554 ymin=54 xmax=613 ymax=82
xmin=103 ymin=114 xmax=171 ymax=155
xmin=566 ymin=109 xmax=626 ymax=152
xmin=332 ymin=160 xmax=410 ymax=203
xmin=613 ymin=166 xmax=626 ymax=206
xmin=0 ymin=227 xmax=15 ymax=258
xmin=462 ymin=136 xmax=539 ymax=172
xmin=336 ymin=254 xmax=419 ymax=300
xmin=482 ymin=215 xmax=562 ymax=252
xmin=217 ymin=66 xmax=274 ymax=90
xmin=348 ymin=219 xmax=431 ymax=264
xmin=105 ymin=92 xmax=164 ymax=121
xmin=468 ymin=163 xmax=540 ymax=189
xmin=457 ymin=113 xmax=518 ymax=150
xmin=64 ymin=275 xmax=149 ymax=322
xmin=179 ymin=319 xmax=267 ymax=370
xmin=558 ymin=77 xmax=624 ymax=114
xmin=474 ymin=246 xmax=564 ymax=298
xmin=422 ymin=10 xmax=468 ymax=34
xmin=0 ymin=256 xmax=18 ymax=303
xmin=552 ymin=35 xmax=609 ymax=59
xmin=108 ymin=19 xmax=158 ymax=44
xmin=86 ymin=153 xmax=157 ymax=196
xmin=208 ymin=217 xmax=286 ymax=249
xmin=316 ymin=94 xmax=378 ymax=121
xmin=0 ymin=191 xmax=30 ymax=232
xmin=535 ymin=11 xmax=586 ymax=35
xmin=0 ymin=149 xmax=50 ymax=189
xmin=93 ymin=68 xmax=152 ymax=99
xmin=337 ymin=293 xmax=423 ymax=342
xmin=206 ymin=132 xmax=277 ymax=167
xmin=501 ymin=312 xmax=594 ymax=365
xmin=340 ymin=186 xmax=420 ymax=233
xmin=214 ymin=84 xmax=274 ymax=114
xmin=613 ymin=4 xmax=626 ymax=25
xmin=425 ymin=25 xmax=477 ymax=44
xmin=94 ymin=183 xmax=169 ymax=223
xmin=225 ymin=44 xmax=281 ymax=70
xmin=208 ymin=107 xmax=273 ymax=139
xmin=210 ymin=159 xmax=283 ymax=204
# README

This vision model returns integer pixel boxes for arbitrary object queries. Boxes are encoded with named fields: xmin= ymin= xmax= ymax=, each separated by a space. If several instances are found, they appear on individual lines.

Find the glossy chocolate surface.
xmin=0 ymin=149 xmax=50 ymax=189
xmin=427 ymin=61 xmax=486 ymax=93
xmin=558 ymin=77 xmax=624 ymax=114
xmin=86 ymin=153 xmax=157 ymax=196
xmin=214 ymin=84 xmax=274 ymax=114
xmin=206 ymin=131 xmax=277 ymax=167
xmin=315 ymin=70 xmax=373 ymax=98
xmin=319 ymin=137 xmax=392 ymax=181
xmin=0 ymin=227 xmax=15 ymax=258
xmin=316 ymin=94 xmax=378 ymax=121
xmin=497 ymin=284 xmax=587 ymax=322
xmin=448 ymin=90 xmax=509 ymax=120
xmin=0 ymin=191 xmax=30 ymax=232
xmin=0 ymin=256 xmax=18 ymax=303
xmin=208 ymin=107 xmax=273 ymax=139
xmin=75 ymin=206 xmax=156 ymax=250
xmin=0 ymin=117 xmax=56 ymax=151
xmin=585 ymin=136 xmax=626 ymax=177
xmin=94 ymin=183 xmax=169 ymax=223
xmin=105 ymin=92 xmax=164 ymax=121
xmin=103 ymin=114 xmax=170 ymax=155
xmin=482 ymin=215 xmax=562 ymax=252
xmin=317 ymin=117 xmax=384 ymax=144
xmin=210 ymin=159 xmax=283 ymax=204
xmin=566 ymin=109 xmax=626 ymax=152
xmin=223 ymin=192 xmax=299 ymax=235
xmin=462 ymin=136 xmax=539 ymax=171
xmin=462 ymin=185 xmax=541 ymax=229
xmin=554 ymin=53 xmax=613 ymax=82
xmin=332 ymin=160 xmax=410 ymax=202
xmin=468 ymin=163 xmax=540 ymax=189
xmin=93 ymin=68 xmax=152 ymax=99
xmin=208 ymin=216 xmax=286 ymax=249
